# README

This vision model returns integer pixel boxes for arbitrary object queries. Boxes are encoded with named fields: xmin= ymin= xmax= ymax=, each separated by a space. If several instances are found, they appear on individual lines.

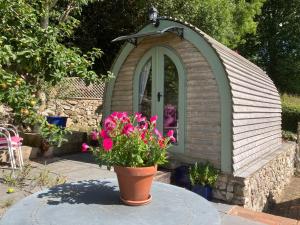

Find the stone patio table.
xmin=0 ymin=179 xmax=221 ymax=225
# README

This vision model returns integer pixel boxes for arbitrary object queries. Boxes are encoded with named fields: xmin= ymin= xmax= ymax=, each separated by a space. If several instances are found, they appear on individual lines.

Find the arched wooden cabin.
xmin=104 ymin=17 xmax=282 ymax=176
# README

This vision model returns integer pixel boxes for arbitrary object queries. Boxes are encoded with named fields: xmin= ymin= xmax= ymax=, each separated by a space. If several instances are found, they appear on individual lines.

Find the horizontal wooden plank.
xmin=233 ymin=141 xmax=281 ymax=171
xmin=233 ymin=125 xmax=281 ymax=141
xmin=233 ymin=112 xmax=281 ymax=119
xmin=232 ymin=98 xmax=280 ymax=109
xmin=233 ymin=130 xmax=281 ymax=149
xmin=187 ymin=92 xmax=219 ymax=99
xmin=233 ymin=117 xmax=281 ymax=126
xmin=187 ymin=80 xmax=217 ymax=86
xmin=213 ymin=45 xmax=273 ymax=83
xmin=187 ymin=105 xmax=220 ymax=112
xmin=233 ymin=138 xmax=281 ymax=164
xmin=233 ymin=133 xmax=281 ymax=156
xmin=231 ymin=90 xmax=281 ymax=105
xmin=226 ymin=66 xmax=277 ymax=92
xmin=112 ymin=95 xmax=132 ymax=101
xmin=233 ymin=121 xmax=281 ymax=134
xmin=233 ymin=105 xmax=281 ymax=113
xmin=231 ymin=83 xmax=280 ymax=100
xmin=187 ymin=126 xmax=221 ymax=133
xmin=229 ymin=75 xmax=279 ymax=97
xmin=220 ymin=57 xmax=273 ymax=85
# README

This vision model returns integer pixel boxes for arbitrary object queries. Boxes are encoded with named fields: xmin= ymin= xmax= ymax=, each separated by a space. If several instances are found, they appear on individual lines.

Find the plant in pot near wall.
xmin=83 ymin=112 xmax=176 ymax=206
xmin=189 ymin=162 xmax=219 ymax=201
xmin=39 ymin=119 xmax=71 ymax=157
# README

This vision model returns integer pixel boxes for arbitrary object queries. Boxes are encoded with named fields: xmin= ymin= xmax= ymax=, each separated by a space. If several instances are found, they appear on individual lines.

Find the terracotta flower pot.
xmin=114 ymin=165 xmax=157 ymax=206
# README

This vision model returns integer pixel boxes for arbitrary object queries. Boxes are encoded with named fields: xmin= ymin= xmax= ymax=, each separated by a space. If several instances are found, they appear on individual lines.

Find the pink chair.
xmin=0 ymin=124 xmax=24 ymax=169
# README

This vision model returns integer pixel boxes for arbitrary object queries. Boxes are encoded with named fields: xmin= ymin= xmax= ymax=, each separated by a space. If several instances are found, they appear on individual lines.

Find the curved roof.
xmin=160 ymin=17 xmax=281 ymax=175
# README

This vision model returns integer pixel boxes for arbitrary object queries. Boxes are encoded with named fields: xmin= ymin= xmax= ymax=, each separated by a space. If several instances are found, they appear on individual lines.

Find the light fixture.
xmin=148 ymin=6 xmax=159 ymax=27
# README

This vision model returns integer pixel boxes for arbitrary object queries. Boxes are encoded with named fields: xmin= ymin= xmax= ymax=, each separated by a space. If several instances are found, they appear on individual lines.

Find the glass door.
xmin=134 ymin=46 xmax=185 ymax=153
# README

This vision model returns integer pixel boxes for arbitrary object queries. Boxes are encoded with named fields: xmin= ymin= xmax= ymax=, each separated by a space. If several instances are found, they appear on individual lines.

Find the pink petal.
xmin=81 ymin=143 xmax=89 ymax=152
xmin=150 ymin=115 xmax=158 ymax=123
xmin=103 ymin=138 xmax=113 ymax=152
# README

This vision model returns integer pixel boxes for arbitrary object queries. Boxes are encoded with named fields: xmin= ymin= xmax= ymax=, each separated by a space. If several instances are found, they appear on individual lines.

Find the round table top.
xmin=0 ymin=179 xmax=221 ymax=225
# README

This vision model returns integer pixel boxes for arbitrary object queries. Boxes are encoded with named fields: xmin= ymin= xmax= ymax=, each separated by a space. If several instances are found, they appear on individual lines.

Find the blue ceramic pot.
xmin=191 ymin=184 xmax=213 ymax=201
xmin=46 ymin=116 xmax=68 ymax=128
xmin=173 ymin=165 xmax=191 ymax=189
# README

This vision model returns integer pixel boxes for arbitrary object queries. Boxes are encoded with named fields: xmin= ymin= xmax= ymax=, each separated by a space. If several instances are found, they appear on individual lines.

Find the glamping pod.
xmin=104 ymin=17 xmax=296 ymax=210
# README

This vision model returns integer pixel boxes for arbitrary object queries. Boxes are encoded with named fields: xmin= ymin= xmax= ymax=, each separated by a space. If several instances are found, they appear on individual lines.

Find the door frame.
xmin=133 ymin=45 xmax=186 ymax=153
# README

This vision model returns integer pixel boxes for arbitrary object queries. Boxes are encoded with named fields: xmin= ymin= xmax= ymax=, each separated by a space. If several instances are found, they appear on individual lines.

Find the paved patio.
xmin=0 ymin=153 xmax=299 ymax=225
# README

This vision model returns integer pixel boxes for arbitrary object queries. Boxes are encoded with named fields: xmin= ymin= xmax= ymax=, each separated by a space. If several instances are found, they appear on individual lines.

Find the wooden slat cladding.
xmin=205 ymin=27 xmax=282 ymax=174
xmin=111 ymin=33 xmax=222 ymax=168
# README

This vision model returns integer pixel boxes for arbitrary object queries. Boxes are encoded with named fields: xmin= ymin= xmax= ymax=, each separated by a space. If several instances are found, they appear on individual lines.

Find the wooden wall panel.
xmin=111 ymin=33 xmax=222 ymax=168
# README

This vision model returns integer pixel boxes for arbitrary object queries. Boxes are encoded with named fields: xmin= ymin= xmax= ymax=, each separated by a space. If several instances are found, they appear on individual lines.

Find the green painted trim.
xmin=132 ymin=49 xmax=154 ymax=113
xmin=157 ymin=46 xmax=186 ymax=153
xmin=105 ymin=19 xmax=232 ymax=173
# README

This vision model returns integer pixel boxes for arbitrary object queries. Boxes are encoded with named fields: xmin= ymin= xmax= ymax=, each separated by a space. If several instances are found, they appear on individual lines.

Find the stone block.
xmin=22 ymin=146 xmax=40 ymax=160
xmin=21 ymin=132 xmax=42 ymax=147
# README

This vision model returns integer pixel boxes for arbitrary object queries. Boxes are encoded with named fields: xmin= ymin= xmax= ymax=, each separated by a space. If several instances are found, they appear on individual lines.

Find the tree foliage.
xmin=0 ymin=0 xmax=110 ymax=144
xmin=238 ymin=0 xmax=300 ymax=94
xmin=74 ymin=0 xmax=265 ymax=72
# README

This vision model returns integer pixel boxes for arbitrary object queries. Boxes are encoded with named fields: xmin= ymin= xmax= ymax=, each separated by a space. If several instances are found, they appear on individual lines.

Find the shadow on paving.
xmin=268 ymin=198 xmax=300 ymax=220
xmin=37 ymin=180 xmax=121 ymax=206
xmin=31 ymin=152 xmax=98 ymax=166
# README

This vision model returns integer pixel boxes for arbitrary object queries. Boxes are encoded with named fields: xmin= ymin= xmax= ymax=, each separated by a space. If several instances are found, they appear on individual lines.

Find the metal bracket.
xmin=164 ymin=27 xmax=184 ymax=39
xmin=128 ymin=38 xmax=138 ymax=47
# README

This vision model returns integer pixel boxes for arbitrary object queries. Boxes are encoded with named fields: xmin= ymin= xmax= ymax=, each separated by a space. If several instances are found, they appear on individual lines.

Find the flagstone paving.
xmin=267 ymin=175 xmax=300 ymax=220
xmin=0 ymin=152 xmax=299 ymax=225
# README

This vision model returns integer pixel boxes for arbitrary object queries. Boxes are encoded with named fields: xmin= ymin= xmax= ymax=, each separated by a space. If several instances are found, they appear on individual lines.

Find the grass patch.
xmin=281 ymin=94 xmax=300 ymax=133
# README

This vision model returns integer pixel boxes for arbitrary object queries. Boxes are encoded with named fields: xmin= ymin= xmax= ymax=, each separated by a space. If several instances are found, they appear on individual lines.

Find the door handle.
xmin=157 ymin=92 xmax=163 ymax=102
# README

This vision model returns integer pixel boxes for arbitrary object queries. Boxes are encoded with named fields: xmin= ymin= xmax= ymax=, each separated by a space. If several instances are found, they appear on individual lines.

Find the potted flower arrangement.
xmin=82 ymin=112 xmax=176 ymax=206
xmin=189 ymin=162 xmax=219 ymax=201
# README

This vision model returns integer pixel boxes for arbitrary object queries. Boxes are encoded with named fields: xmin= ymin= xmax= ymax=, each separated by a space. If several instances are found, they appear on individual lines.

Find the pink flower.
xmin=135 ymin=112 xmax=142 ymax=119
xmin=154 ymin=128 xmax=162 ymax=139
xmin=139 ymin=121 xmax=148 ymax=130
xmin=150 ymin=115 xmax=158 ymax=124
xmin=104 ymin=117 xmax=116 ymax=131
xmin=135 ymin=112 xmax=146 ymax=122
xmin=167 ymin=130 xmax=176 ymax=143
xmin=122 ymin=123 xmax=135 ymax=135
xmin=99 ymin=129 xmax=109 ymax=138
xmin=103 ymin=138 xmax=113 ymax=152
xmin=81 ymin=143 xmax=89 ymax=153
xmin=158 ymin=139 xmax=165 ymax=148
xmin=91 ymin=131 xmax=98 ymax=141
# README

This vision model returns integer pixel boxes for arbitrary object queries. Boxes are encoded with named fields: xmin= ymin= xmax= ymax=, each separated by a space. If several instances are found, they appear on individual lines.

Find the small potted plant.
xmin=39 ymin=119 xmax=71 ymax=157
xmin=189 ymin=161 xmax=219 ymax=201
xmin=82 ymin=112 xmax=176 ymax=206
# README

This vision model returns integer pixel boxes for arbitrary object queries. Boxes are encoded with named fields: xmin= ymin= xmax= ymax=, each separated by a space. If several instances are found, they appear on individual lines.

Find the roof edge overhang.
xmin=111 ymin=26 xmax=184 ymax=46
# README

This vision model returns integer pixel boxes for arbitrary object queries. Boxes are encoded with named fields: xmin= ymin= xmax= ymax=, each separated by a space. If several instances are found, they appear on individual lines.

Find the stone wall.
xmin=213 ymin=142 xmax=296 ymax=212
xmin=44 ymin=98 xmax=103 ymax=131
xmin=0 ymin=104 xmax=13 ymax=124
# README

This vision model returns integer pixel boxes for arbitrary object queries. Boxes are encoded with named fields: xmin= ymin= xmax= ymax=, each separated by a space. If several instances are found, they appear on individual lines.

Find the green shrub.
xmin=189 ymin=162 xmax=219 ymax=187
xmin=281 ymin=94 xmax=300 ymax=133
xmin=282 ymin=130 xmax=297 ymax=142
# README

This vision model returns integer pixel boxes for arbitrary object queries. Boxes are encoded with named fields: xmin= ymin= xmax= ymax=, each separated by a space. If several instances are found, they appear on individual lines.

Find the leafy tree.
xmin=74 ymin=0 xmax=265 ymax=72
xmin=0 ymin=0 xmax=111 ymax=144
xmin=238 ymin=0 xmax=300 ymax=94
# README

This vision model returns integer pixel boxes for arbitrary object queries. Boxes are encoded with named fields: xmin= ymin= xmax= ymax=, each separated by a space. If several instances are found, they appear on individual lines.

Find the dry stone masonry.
xmin=214 ymin=142 xmax=296 ymax=212
xmin=44 ymin=98 xmax=103 ymax=130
